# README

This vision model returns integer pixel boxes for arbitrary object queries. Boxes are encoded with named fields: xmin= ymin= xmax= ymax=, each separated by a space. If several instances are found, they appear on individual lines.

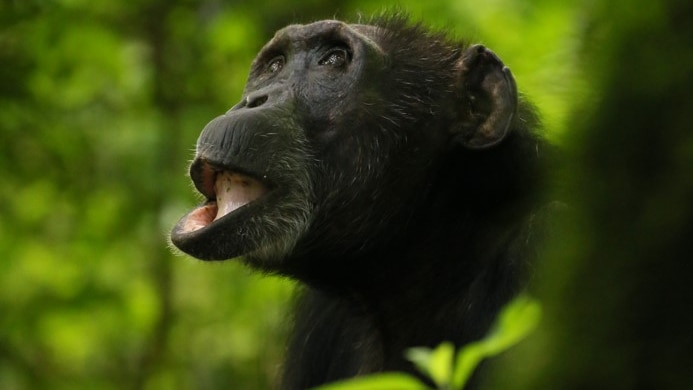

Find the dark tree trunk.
xmin=487 ymin=1 xmax=693 ymax=389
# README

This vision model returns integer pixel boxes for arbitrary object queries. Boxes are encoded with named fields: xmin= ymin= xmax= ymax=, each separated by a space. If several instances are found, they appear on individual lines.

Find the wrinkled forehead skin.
xmin=255 ymin=20 xmax=385 ymax=61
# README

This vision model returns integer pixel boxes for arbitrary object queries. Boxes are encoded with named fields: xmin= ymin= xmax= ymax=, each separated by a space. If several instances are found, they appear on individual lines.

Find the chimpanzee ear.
xmin=453 ymin=45 xmax=518 ymax=149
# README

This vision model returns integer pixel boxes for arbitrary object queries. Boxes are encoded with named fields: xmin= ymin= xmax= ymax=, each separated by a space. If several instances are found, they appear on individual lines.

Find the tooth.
xmin=213 ymin=172 xmax=266 ymax=221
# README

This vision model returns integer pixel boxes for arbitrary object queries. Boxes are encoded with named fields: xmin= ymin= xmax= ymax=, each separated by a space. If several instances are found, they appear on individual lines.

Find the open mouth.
xmin=170 ymin=154 xmax=311 ymax=261
xmin=179 ymin=164 xmax=269 ymax=234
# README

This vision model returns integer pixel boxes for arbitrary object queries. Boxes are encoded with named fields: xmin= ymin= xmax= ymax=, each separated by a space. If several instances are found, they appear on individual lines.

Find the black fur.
xmin=171 ymin=15 xmax=552 ymax=389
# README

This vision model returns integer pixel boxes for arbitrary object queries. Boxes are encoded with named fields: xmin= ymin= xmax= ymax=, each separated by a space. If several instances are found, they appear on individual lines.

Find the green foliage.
xmin=314 ymin=296 xmax=541 ymax=390
xmin=1 ymin=0 xmax=578 ymax=388
xmin=449 ymin=295 xmax=541 ymax=388
xmin=312 ymin=373 xmax=428 ymax=390
xmin=407 ymin=342 xmax=455 ymax=388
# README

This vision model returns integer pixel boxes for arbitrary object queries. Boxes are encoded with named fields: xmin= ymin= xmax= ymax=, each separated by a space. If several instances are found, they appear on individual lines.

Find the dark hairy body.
xmin=171 ymin=15 xmax=551 ymax=389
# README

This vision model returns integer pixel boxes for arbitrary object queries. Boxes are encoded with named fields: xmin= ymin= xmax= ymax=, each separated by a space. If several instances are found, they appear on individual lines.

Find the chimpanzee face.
xmin=170 ymin=20 xmax=517 ymax=269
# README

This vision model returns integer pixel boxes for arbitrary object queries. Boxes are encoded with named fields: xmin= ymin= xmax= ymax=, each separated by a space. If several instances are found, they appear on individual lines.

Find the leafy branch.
xmin=314 ymin=295 xmax=541 ymax=390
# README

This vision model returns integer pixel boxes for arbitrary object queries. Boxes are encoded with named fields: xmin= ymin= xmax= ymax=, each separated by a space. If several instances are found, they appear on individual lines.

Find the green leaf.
xmin=449 ymin=342 xmax=485 ymax=389
xmin=406 ymin=342 xmax=454 ymax=388
xmin=451 ymin=295 xmax=542 ymax=389
xmin=406 ymin=347 xmax=433 ymax=377
xmin=311 ymin=373 xmax=430 ymax=390
xmin=480 ymin=295 xmax=542 ymax=356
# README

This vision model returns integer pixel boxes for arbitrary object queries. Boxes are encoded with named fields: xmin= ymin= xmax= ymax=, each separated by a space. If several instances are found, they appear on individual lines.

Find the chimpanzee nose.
xmin=227 ymin=88 xmax=282 ymax=114
xmin=245 ymin=93 xmax=268 ymax=108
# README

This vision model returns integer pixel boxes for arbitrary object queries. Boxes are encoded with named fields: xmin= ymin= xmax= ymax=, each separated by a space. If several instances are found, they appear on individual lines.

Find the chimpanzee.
xmin=171 ymin=15 xmax=552 ymax=389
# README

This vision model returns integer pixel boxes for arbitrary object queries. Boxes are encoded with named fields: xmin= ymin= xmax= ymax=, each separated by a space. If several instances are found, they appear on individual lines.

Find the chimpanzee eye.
xmin=319 ymin=47 xmax=350 ymax=67
xmin=266 ymin=56 xmax=285 ymax=73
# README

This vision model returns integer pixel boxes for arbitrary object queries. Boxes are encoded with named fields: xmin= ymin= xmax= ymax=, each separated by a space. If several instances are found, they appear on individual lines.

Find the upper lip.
xmin=190 ymin=157 xmax=270 ymax=201
xmin=190 ymin=158 xmax=219 ymax=200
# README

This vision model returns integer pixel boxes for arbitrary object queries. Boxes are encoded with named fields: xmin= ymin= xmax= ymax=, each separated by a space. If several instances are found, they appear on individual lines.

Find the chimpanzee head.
xmin=170 ymin=17 xmax=518 ymax=271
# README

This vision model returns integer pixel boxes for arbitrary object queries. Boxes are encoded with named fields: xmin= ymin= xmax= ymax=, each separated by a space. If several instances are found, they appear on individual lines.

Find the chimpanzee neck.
xmin=283 ymin=185 xmax=534 ymax=366
xmin=347 ymin=188 xmax=530 ymax=301
xmin=289 ymin=130 xmax=544 ymax=296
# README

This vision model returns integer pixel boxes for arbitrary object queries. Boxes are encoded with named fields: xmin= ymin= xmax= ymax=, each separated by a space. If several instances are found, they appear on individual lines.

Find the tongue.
xmin=214 ymin=172 xmax=266 ymax=221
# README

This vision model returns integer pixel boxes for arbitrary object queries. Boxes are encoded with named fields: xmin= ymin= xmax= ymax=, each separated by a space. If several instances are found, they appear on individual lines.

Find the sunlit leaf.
xmin=450 ymin=342 xmax=485 ymax=389
xmin=479 ymin=295 xmax=542 ymax=356
xmin=451 ymin=295 xmax=542 ymax=388
xmin=406 ymin=347 xmax=433 ymax=376
xmin=406 ymin=342 xmax=454 ymax=388
xmin=312 ymin=372 xmax=429 ymax=390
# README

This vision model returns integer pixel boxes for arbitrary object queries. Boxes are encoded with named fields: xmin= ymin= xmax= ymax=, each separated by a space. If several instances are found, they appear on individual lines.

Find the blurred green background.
xmin=3 ymin=0 xmax=690 ymax=389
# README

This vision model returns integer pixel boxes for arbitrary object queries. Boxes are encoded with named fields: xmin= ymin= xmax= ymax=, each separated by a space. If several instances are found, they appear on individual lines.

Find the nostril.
xmin=246 ymin=94 xmax=268 ymax=108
